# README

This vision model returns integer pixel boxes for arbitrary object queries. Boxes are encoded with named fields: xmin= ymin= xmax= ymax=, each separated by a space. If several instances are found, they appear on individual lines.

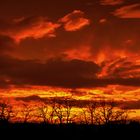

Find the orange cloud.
xmin=0 ymin=17 xmax=60 ymax=43
xmin=0 ymin=12 xmax=90 ymax=43
xmin=113 ymin=4 xmax=140 ymax=18
xmin=98 ymin=56 xmax=140 ymax=79
xmin=100 ymin=0 xmax=124 ymax=5
xmin=59 ymin=10 xmax=90 ymax=31
xmin=64 ymin=46 xmax=92 ymax=61
xmin=99 ymin=18 xmax=107 ymax=24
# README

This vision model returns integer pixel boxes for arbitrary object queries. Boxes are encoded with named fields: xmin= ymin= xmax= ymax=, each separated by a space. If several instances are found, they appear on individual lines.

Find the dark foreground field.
xmin=0 ymin=122 xmax=140 ymax=139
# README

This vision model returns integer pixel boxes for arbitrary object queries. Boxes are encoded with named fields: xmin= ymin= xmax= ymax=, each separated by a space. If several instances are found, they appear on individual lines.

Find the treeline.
xmin=0 ymin=99 xmax=134 ymax=125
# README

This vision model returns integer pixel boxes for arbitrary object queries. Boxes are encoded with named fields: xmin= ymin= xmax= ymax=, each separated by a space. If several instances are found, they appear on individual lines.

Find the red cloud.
xmin=100 ymin=0 xmax=124 ymax=5
xmin=59 ymin=10 xmax=90 ymax=31
xmin=0 ymin=12 xmax=90 ymax=43
xmin=113 ymin=4 xmax=140 ymax=18
xmin=0 ymin=17 xmax=60 ymax=43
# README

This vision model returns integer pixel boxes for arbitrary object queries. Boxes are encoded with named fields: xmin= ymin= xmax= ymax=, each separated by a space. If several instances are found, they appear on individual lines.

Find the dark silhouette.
xmin=98 ymin=100 xmax=128 ymax=124
xmin=0 ymin=101 xmax=14 ymax=124
xmin=20 ymin=103 xmax=34 ymax=123
xmin=0 ymin=99 xmax=139 ymax=139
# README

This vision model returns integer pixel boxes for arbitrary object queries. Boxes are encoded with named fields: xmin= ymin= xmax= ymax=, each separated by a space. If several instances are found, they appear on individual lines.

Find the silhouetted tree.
xmin=87 ymin=102 xmax=98 ymax=125
xmin=49 ymin=100 xmax=57 ymax=124
xmin=0 ymin=100 xmax=15 ymax=124
xmin=54 ymin=103 xmax=64 ymax=124
xmin=82 ymin=108 xmax=89 ymax=124
xmin=81 ymin=102 xmax=100 ymax=125
xmin=63 ymin=98 xmax=73 ymax=124
xmin=99 ymin=100 xmax=128 ymax=124
xmin=21 ymin=103 xmax=33 ymax=123
xmin=37 ymin=103 xmax=52 ymax=124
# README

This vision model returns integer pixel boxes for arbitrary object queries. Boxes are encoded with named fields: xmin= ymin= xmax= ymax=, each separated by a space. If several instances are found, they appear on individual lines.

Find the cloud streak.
xmin=100 ymin=0 xmax=124 ymax=5
xmin=0 ymin=17 xmax=60 ymax=43
xmin=113 ymin=4 xmax=140 ymax=18
xmin=59 ymin=10 xmax=90 ymax=31
xmin=0 ymin=10 xmax=90 ymax=43
xmin=15 ymin=95 xmax=140 ymax=110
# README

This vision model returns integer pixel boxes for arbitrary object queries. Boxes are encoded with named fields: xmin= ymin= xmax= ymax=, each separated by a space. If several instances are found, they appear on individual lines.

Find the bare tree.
xmin=82 ymin=108 xmax=89 ymax=124
xmin=63 ymin=99 xmax=73 ymax=124
xmin=37 ymin=99 xmax=64 ymax=124
xmin=0 ymin=101 xmax=14 ymax=123
xmin=112 ymin=109 xmax=129 ymax=124
xmin=21 ymin=103 xmax=33 ymax=123
xmin=81 ymin=102 xmax=100 ymax=125
xmin=99 ymin=100 xmax=128 ymax=124
xmin=54 ymin=103 xmax=64 ymax=124
xmin=86 ymin=102 xmax=97 ymax=125
xmin=37 ymin=103 xmax=50 ymax=124
xmin=49 ymin=100 xmax=57 ymax=124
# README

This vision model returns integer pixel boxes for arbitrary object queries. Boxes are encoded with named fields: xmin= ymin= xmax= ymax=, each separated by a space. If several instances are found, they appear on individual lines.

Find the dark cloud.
xmin=1 ymin=55 xmax=140 ymax=88
xmin=119 ymin=100 xmax=140 ymax=110
xmin=0 ymin=0 xmax=139 ymax=90
xmin=15 ymin=95 xmax=97 ymax=108
xmin=15 ymin=95 xmax=140 ymax=110
xmin=0 ymin=0 xmax=139 ymax=63
xmin=0 ymin=35 xmax=15 ymax=54
xmin=0 ymin=56 xmax=100 ymax=88
xmin=15 ymin=95 xmax=43 ymax=102
xmin=0 ymin=78 xmax=10 ymax=88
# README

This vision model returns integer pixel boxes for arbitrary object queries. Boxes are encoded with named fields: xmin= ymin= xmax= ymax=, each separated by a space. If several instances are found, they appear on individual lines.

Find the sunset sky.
xmin=0 ymin=0 xmax=140 ymax=120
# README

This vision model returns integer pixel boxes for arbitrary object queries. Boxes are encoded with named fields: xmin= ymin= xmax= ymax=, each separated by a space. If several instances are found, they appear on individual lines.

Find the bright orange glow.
xmin=1 ymin=85 xmax=140 ymax=122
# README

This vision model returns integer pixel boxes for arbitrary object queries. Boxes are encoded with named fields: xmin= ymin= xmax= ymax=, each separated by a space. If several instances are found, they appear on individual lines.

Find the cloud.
xmin=99 ymin=18 xmax=107 ymax=24
xmin=15 ymin=95 xmax=140 ymax=110
xmin=15 ymin=95 xmax=43 ymax=102
xmin=1 ymin=55 xmax=140 ymax=88
xmin=89 ymin=16 xmax=140 ymax=62
xmin=0 ymin=78 xmax=10 ymax=88
xmin=0 ymin=35 xmax=15 ymax=53
xmin=119 ymin=100 xmax=140 ymax=110
xmin=113 ymin=4 xmax=140 ymax=18
xmin=0 ymin=11 xmax=90 ymax=43
xmin=15 ymin=95 xmax=98 ymax=108
xmin=0 ymin=17 xmax=60 ymax=43
xmin=59 ymin=10 xmax=90 ymax=31
xmin=0 ymin=56 xmax=100 ymax=88
xmin=100 ymin=0 xmax=124 ymax=5
xmin=99 ymin=57 xmax=140 ymax=79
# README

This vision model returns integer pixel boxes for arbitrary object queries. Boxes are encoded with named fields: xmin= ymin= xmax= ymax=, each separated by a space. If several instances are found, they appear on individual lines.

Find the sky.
xmin=0 ymin=0 xmax=140 ymax=120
